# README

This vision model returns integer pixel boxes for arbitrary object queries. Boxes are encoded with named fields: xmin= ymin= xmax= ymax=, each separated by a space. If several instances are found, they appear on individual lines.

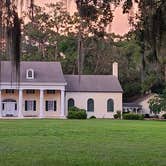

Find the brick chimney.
xmin=113 ymin=62 xmax=118 ymax=78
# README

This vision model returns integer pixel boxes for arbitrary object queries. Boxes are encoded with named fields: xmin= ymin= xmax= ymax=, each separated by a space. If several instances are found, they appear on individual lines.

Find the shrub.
xmin=150 ymin=114 xmax=159 ymax=119
xmin=144 ymin=114 xmax=150 ymax=118
xmin=89 ymin=116 xmax=96 ymax=119
xmin=114 ymin=114 xmax=119 ymax=119
xmin=67 ymin=107 xmax=87 ymax=119
xmin=123 ymin=113 xmax=144 ymax=120
xmin=114 ymin=111 xmax=122 ymax=119
xmin=162 ymin=114 xmax=166 ymax=119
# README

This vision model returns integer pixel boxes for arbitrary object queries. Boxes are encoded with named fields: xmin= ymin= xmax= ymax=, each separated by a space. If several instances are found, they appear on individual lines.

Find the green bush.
xmin=67 ymin=107 xmax=87 ymax=119
xmin=114 ymin=111 xmax=122 ymax=119
xmin=162 ymin=114 xmax=166 ymax=119
xmin=123 ymin=113 xmax=144 ymax=120
xmin=114 ymin=114 xmax=119 ymax=119
xmin=89 ymin=116 xmax=96 ymax=119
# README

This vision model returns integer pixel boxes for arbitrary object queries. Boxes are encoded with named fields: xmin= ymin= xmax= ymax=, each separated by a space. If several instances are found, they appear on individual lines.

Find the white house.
xmin=0 ymin=61 xmax=123 ymax=119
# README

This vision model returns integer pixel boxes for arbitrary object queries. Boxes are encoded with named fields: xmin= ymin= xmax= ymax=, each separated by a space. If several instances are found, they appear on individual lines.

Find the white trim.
xmin=18 ymin=89 xmax=23 ymax=118
xmin=39 ymin=89 xmax=44 ymax=118
xmin=0 ymin=85 xmax=66 ymax=91
xmin=0 ymin=91 xmax=2 ymax=118
xmin=0 ymin=82 xmax=67 ymax=86
xmin=60 ymin=90 xmax=65 ymax=117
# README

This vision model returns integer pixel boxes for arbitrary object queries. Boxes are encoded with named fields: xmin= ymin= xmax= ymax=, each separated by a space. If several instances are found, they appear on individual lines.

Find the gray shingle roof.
xmin=64 ymin=75 xmax=123 ymax=92
xmin=123 ymin=103 xmax=142 ymax=108
xmin=0 ymin=61 xmax=66 ymax=83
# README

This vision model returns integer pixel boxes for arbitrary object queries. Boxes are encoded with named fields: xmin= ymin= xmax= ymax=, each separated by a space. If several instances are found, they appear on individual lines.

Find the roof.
xmin=134 ymin=93 xmax=157 ymax=104
xmin=123 ymin=103 xmax=142 ymax=108
xmin=64 ymin=75 xmax=123 ymax=92
xmin=0 ymin=61 xmax=66 ymax=84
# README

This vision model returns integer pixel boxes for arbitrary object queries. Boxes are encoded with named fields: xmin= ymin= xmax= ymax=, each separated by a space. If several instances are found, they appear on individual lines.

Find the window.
xmin=25 ymin=100 xmax=36 ymax=111
xmin=26 ymin=69 xmax=34 ymax=79
xmin=26 ymin=90 xmax=35 ymax=94
xmin=47 ymin=90 xmax=56 ymax=94
xmin=2 ymin=103 xmax=4 ymax=110
xmin=87 ymin=99 xmax=94 ymax=112
xmin=45 ymin=100 xmax=56 ymax=111
xmin=107 ymin=99 xmax=114 ymax=112
xmin=6 ymin=89 xmax=14 ymax=94
xmin=68 ymin=98 xmax=75 ymax=109
xmin=15 ymin=103 xmax=17 ymax=110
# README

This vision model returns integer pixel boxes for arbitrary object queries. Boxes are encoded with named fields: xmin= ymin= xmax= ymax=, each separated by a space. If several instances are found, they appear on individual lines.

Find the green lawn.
xmin=0 ymin=120 xmax=166 ymax=166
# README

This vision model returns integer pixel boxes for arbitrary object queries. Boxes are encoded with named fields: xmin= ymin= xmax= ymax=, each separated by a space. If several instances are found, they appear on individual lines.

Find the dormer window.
xmin=26 ymin=69 xmax=34 ymax=79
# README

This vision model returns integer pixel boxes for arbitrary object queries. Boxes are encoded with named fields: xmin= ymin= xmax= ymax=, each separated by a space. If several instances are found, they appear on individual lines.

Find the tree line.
xmin=0 ymin=0 xmax=166 ymax=101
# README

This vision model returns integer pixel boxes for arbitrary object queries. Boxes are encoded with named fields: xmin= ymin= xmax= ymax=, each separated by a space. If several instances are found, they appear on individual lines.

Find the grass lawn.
xmin=0 ymin=120 xmax=166 ymax=166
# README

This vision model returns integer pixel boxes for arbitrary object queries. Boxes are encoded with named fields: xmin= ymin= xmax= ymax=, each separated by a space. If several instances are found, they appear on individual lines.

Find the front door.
xmin=3 ymin=102 xmax=17 ymax=117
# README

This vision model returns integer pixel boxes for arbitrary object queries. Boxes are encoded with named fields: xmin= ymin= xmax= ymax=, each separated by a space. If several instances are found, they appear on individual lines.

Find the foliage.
xmin=123 ymin=113 xmax=144 ymax=120
xmin=0 ymin=0 xmax=33 ymax=79
xmin=148 ymin=88 xmax=166 ymax=114
xmin=89 ymin=116 xmax=96 ymax=119
xmin=114 ymin=111 xmax=121 ymax=119
xmin=162 ymin=114 xmax=166 ymax=119
xmin=67 ymin=107 xmax=87 ymax=119
xmin=113 ymin=114 xmax=119 ymax=119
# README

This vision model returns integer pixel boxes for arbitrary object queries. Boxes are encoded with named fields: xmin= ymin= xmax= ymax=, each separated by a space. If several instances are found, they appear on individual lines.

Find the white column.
xmin=39 ymin=89 xmax=44 ymax=118
xmin=60 ymin=90 xmax=65 ymax=118
xmin=18 ymin=89 xmax=23 ymax=118
xmin=0 ymin=90 xmax=2 ymax=118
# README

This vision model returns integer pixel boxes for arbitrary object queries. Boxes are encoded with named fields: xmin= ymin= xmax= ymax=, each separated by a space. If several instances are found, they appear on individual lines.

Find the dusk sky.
xmin=35 ymin=0 xmax=131 ymax=35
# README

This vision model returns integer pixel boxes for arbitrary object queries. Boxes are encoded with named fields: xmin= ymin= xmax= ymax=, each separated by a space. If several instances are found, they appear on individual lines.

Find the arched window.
xmin=87 ymin=99 xmax=94 ymax=112
xmin=68 ymin=98 xmax=75 ymax=108
xmin=107 ymin=99 xmax=114 ymax=112
xmin=26 ymin=69 xmax=34 ymax=79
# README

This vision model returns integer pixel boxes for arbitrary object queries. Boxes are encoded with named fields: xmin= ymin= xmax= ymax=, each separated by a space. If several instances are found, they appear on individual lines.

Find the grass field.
xmin=0 ymin=119 xmax=166 ymax=166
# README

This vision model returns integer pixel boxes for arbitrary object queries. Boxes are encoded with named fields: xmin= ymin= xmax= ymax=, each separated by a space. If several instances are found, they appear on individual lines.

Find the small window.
xmin=26 ymin=90 xmax=35 ymax=94
xmin=107 ymin=99 xmax=114 ymax=112
xmin=68 ymin=98 xmax=75 ymax=109
xmin=47 ymin=90 xmax=56 ymax=94
xmin=87 ymin=99 xmax=94 ymax=112
xmin=26 ymin=69 xmax=34 ymax=79
xmin=25 ymin=100 xmax=36 ymax=111
xmin=6 ymin=89 xmax=14 ymax=94
xmin=45 ymin=100 xmax=56 ymax=111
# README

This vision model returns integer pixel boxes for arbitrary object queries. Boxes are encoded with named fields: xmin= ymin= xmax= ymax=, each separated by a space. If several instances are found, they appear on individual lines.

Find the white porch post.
xmin=39 ymin=89 xmax=44 ymax=118
xmin=0 ymin=90 xmax=2 ymax=118
xmin=60 ymin=90 xmax=65 ymax=118
xmin=18 ymin=89 xmax=23 ymax=118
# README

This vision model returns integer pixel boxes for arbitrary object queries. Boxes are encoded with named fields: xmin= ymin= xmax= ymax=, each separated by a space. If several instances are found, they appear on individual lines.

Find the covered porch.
xmin=0 ymin=87 xmax=65 ymax=118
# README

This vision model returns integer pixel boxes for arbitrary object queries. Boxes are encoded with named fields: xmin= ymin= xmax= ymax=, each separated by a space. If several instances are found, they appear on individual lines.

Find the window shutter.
xmin=25 ymin=101 xmax=27 ymax=111
xmin=54 ymin=101 xmax=57 ymax=111
xmin=15 ymin=103 xmax=17 ymax=110
xmin=46 ymin=101 xmax=48 ymax=111
xmin=33 ymin=100 xmax=36 ymax=111
xmin=2 ymin=103 xmax=4 ymax=110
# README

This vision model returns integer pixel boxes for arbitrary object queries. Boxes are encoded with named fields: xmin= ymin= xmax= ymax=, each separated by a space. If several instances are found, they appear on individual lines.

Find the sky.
xmin=35 ymin=0 xmax=131 ymax=35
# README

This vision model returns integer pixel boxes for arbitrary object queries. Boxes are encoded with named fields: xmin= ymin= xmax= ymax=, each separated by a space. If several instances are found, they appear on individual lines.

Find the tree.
xmin=122 ymin=0 xmax=166 ymax=91
xmin=0 ymin=0 xmax=33 ymax=81
xmin=149 ymin=89 xmax=166 ymax=114
xmin=75 ymin=0 xmax=118 ymax=74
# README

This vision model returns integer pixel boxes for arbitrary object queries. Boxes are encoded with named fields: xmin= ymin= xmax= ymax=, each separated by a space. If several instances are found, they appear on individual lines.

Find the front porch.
xmin=0 ymin=89 xmax=65 ymax=118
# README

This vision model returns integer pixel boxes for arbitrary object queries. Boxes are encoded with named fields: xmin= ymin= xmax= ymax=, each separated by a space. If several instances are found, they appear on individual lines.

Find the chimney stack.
xmin=113 ymin=62 xmax=118 ymax=78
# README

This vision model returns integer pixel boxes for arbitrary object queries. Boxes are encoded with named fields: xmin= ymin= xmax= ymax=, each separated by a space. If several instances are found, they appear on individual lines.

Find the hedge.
xmin=123 ymin=113 xmax=144 ymax=120
xmin=67 ymin=107 xmax=87 ymax=119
